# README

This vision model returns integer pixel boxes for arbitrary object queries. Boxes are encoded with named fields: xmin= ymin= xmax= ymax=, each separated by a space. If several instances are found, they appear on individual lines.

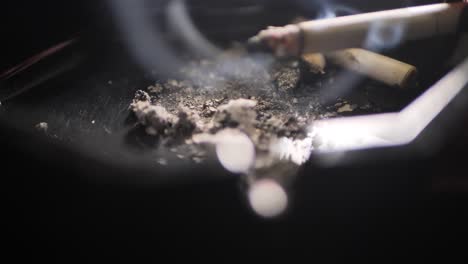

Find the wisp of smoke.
xmin=364 ymin=20 xmax=406 ymax=51
xmin=166 ymin=0 xmax=222 ymax=59
xmin=315 ymin=1 xmax=360 ymax=19
xmin=107 ymin=0 xmax=182 ymax=79
xmin=179 ymin=52 xmax=276 ymax=94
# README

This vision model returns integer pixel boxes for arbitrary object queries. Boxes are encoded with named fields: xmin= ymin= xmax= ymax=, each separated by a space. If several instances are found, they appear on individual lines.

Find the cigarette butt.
xmin=326 ymin=48 xmax=417 ymax=88
xmin=302 ymin=53 xmax=326 ymax=74
xmin=251 ymin=3 xmax=466 ymax=56
xmin=298 ymin=3 xmax=465 ymax=54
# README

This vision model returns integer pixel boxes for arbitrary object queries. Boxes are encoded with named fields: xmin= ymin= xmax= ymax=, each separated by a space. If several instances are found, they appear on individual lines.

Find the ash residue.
xmin=272 ymin=59 xmax=302 ymax=91
xmin=127 ymin=50 xmax=381 ymax=167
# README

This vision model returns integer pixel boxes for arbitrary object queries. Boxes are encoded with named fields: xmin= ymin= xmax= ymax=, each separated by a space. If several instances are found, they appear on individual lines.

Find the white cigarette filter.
xmin=300 ymin=3 xmax=465 ymax=53
xmin=326 ymin=48 xmax=417 ymax=88
xmin=252 ymin=3 xmax=466 ymax=56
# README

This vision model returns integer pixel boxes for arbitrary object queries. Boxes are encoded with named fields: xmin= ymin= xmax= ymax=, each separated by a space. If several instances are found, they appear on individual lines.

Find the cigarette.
xmin=326 ymin=48 xmax=417 ymax=88
xmin=293 ymin=17 xmax=326 ymax=74
xmin=302 ymin=53 xmax=326 ymax=74
xmin=249 ymin=3 xmax=466 ymax=56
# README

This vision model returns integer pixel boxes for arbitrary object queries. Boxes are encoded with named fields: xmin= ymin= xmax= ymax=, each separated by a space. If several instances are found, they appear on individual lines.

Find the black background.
xmin=2 ymin=0 xmax=467 ymax=262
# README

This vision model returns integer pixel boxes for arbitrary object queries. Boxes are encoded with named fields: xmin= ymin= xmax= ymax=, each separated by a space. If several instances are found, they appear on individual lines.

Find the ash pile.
xmin=128 ymin=50 xmax=382 ymax=175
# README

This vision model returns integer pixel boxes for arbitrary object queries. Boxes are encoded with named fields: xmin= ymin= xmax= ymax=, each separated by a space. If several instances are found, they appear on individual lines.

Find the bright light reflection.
xmin=215 ymin=130 xmax=255 ymax=174
xmin=248 ymin=179 xmax=288 ymax=218
xmin=406 ymin=3 xmax=450 ymax=16
xmin=273 ymin=57 xmax=468 ymax=161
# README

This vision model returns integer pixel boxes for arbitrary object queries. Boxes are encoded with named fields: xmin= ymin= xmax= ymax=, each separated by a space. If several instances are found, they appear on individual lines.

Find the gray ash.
xmin=127 ymin=50 xmax=382 ymax=167
xmin=272 ymin=59 xmax=302 ymax=91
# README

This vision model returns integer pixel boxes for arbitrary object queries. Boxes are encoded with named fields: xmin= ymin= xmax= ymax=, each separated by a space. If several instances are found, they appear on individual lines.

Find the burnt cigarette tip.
xmin=402 ymin=67 xmax=419 ymax=88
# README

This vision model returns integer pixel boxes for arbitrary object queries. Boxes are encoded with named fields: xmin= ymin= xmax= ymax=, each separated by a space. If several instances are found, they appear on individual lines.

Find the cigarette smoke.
xmin=181 ymin=53 xmax=276 ymax=94
xmin=166 ymin=0 xmax=222 ymax=59
xmin=315 ymin=0 xmax=360 ymax=19
xmin=108 ymin=0 xmax=277 ymax=92
xmin=107 ymin=0 xmax=183 ymax=78
xmin=166 ymin=0 xmax=277 ymax=93
xmin=364 ymin=20 xmax=406 ymax=51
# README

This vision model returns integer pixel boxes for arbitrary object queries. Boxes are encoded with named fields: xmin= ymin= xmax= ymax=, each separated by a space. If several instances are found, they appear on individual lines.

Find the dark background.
xmin=2 ymin=0 xmax=467 ymax=261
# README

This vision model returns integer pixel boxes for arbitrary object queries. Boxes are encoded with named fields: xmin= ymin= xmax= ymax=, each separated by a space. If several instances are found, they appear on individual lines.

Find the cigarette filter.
xmin=327 ymin=48 xmax=417 ymax=88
